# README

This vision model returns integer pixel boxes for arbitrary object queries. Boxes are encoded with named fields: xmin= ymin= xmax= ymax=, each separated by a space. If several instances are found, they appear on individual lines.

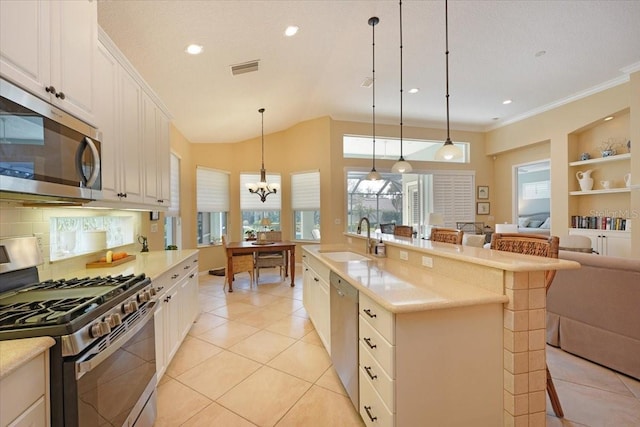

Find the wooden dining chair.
xmin=255 ymin=231 xmax=287 ymax=283
xmin=490 ymin=232 xmax=564 ymax=418
xmin=221 ymin=235 xmax=254 ymax=290
xmin=430 ymin=227 xmax=464 ymax=244
xmin=393 ymin=225 xmax=413 ymax=238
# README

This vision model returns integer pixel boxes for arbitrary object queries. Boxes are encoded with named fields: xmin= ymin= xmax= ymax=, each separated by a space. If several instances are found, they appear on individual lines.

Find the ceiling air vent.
xmin=231 ymin=60 xmax=260 ymax=76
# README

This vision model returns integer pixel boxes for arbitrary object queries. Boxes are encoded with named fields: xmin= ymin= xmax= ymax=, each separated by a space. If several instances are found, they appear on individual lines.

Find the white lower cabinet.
xmin=0 ymin=351 xmax=50 ymax=427
xmin=358 ymin=292 xmax=504 ymax=426
xmin=153 ymin=253 xmax=199 ymax=380
xmin=302 ymin=253 xmax=331 ymax=353
xmin=568 ymin=228 xmax=631 ymax=257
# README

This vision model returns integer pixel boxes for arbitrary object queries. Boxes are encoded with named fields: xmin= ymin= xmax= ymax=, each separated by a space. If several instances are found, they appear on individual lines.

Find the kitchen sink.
xmin=319 ymin=251 xmax=370 ymax=262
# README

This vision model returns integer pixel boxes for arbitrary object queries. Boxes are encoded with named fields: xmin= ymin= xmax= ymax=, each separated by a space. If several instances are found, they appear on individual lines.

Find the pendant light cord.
xmin=399 ymin=0 xmax=404 ymax=160
xmin=369 ymin=17 xmax=379 ymax=171
xmin=259 ymin=108 xmax=265 ymax=169
xmin=445 ymin=0 xmax=451 ymax=143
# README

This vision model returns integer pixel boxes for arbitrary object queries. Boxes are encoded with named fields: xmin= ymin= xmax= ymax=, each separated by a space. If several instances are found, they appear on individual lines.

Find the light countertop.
xmin=346 ymin=232 xmax=580 ymax=272
xmin=0 ymin=337 xmax=55 ymax=379
xmin=55 ymin=249 xmax=199 ymax=281
xmin=304 ymin=244 xmax=509 ymax=313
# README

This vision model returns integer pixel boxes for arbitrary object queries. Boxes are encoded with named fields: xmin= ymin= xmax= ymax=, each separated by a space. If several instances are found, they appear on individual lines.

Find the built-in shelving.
xmin=569 ymin=188 xmax=631 ymax=196
xmin=568 ymin=153 xmax=630 ymax=167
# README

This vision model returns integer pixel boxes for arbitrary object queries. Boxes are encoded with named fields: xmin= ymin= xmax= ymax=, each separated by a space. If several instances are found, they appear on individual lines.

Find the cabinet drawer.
xmin=359 ymin=315 xmax=395 ymax=377
xmin=360 ymin=368 xmax=394 ymax=427
xmin=0 ymin=353 xmax=46 ymax=427
xmin=359 ymin=341 xmax=395 ymax=411
xmin=306 ymin=253 xmax=330 ymax=282
xmin=359 ymin=293 xmax=395 ymax=344
xmin=8 ymin=396 xmax=46 ymax=427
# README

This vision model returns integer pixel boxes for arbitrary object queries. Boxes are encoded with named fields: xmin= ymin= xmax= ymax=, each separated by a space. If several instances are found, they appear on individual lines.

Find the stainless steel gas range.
xmin=0 ymin=237 xmax=158 ymax=427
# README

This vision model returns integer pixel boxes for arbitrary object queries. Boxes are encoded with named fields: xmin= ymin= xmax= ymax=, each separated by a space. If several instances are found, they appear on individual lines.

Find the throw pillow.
xmin=528 ymin=220 xmax=544 ymax=228
xmin=540 ymin=217 xmax=551 ymax=229
xmin=518 ymin=217 xmax=530 ymax=228
xmin=463 ymin=234 xmax=486 ymax=247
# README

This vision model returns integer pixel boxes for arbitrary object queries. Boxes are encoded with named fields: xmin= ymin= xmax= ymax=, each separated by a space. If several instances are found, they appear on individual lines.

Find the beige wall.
xmin=486 ymin=74 xmax=639 ymax=257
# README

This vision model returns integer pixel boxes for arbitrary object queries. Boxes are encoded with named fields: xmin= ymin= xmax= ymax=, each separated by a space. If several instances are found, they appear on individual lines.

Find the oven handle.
xmin=76 ymin=301 xmax=157 ymax=379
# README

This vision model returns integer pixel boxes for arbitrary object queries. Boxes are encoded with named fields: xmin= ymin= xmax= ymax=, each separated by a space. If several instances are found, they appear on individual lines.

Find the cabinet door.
xmin=119 ymin=70 xmax=143 ymax=203
xmin=179 ymin=268 xmax=199 ymax=339
xmin=142 ymin=93 xmax=159 ymax=205
xmin=50 ymin=0 xmax=96 ymax=124
xmin=0 ymin=0 xmax=51 ymax=95
xmin=317 ymin=278 xmax=331 ymax=352
xmin=602 ymin=234 xmax=631 ymax=257
xmin=154 ymin=300 xmax=167 ymax=380
xmin=165 ymin=284 xmax=181 ymax=363
xmin=156 ymin=111 xmax=171 ymax=206
xmin=94 ymin=42 xmax=120 ymax=201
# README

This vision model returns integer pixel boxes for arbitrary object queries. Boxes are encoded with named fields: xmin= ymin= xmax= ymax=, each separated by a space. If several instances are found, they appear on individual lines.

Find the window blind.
xmin=291 ymin=171 xmax=320 ymax=210
xmin=432 ymin=173 xmax=474 ymax=228
xmin=167 ymin=153 xmax=180 ymax=217
xmin=240 ymin=172 xmax=281 ymax=210
xmin=196 ymin=166 xmax=229 ymax=212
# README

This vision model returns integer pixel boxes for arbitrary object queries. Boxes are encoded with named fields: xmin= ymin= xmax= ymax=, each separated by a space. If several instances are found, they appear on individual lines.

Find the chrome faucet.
xmin=357 ymin=217 xmax=373 ymax=254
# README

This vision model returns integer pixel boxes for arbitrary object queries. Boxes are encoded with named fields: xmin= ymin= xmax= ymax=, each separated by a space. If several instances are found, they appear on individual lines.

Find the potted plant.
xmin=244 ymin=229 xmax=256 ymax=241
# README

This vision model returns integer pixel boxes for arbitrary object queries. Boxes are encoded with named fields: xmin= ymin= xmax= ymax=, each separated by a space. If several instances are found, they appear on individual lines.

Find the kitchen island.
xmin=303 ymin=235 xmax=579 ymax=427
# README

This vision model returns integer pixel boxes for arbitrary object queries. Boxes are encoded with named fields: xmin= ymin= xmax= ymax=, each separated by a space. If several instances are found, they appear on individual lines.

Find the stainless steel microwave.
xmin=0 ymin=78 xmax=102 ymax=204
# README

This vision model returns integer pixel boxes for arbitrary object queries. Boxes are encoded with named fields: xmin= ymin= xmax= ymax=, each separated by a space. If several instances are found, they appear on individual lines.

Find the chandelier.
xmin=435 ymin=0 xmax=463 ymax=161
xmin=246 ymin=108 xmax=280 ymax=202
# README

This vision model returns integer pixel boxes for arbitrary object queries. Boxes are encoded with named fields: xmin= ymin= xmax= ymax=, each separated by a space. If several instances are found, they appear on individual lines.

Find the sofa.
xmin=546 ymin=250 xmax=640 ymax=379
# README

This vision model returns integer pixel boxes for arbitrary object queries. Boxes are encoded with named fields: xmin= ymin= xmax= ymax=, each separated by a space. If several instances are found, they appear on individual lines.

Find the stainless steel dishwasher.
xmin=330 ymin=271 xmax=359 ymax=410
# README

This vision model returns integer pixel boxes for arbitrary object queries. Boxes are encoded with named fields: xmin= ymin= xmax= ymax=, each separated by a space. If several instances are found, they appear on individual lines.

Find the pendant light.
xmin=246 ymin=108 xmax=280 ymax=202
xmin=435 ymin=0 xmax=463 ymax=161
xmin=391 ymin=0 xmax=412 ymax=174
xmin=366 ymin=16 xmax=382 ymax=181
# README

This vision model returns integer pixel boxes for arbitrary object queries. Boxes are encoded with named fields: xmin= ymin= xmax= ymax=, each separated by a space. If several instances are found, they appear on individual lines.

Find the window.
xmin=164 ymin=153 xmax=181 ymax=248
xmin=292 ymin=171 xmax=320 ymax=240
xmin=522 ymin=181 xmax=551 ymax=200
xmin=343 ymin=135 xmax=469 ymax=163
xmin=346 ymin=170 xmax=474 ymax=238
xmin=240 ymin=172 xmax=281 ymax=238
xmin=196 ymin=166 xmax=229 ymax=245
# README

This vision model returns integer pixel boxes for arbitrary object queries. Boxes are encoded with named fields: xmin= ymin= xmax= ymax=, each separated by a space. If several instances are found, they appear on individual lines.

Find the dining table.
xmin=224 ymin=240 xmax=296 ymax=292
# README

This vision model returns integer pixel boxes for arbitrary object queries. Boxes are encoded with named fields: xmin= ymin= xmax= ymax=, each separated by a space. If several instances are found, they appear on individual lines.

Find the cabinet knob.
xmin=55 ymin=91 xmax=66 ymax=100
xmin=45 ymin=85 xmax=56 ymax=94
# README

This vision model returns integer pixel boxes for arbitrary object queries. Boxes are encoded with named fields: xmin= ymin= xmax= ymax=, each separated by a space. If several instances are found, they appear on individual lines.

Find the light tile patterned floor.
xmin=154 ymin=266 xmax=640 ymax=426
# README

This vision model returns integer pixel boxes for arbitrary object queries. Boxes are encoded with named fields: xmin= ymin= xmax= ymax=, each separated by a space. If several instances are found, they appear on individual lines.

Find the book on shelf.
xmin=570 ymin=215 xmax=628 ymax=231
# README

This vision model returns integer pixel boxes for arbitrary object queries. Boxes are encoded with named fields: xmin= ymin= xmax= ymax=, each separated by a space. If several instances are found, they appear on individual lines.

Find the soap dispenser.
xmin=374 ymin=239 xmax=386 ymax=257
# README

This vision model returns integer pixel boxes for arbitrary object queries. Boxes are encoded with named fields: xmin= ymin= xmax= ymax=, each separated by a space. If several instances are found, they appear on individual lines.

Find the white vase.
xmin=576 ymin=170 xmax=594 ymax=191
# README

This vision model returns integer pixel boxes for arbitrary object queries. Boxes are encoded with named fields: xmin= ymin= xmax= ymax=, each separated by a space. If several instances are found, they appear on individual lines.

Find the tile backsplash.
xmin=0 ymin=203 xmax=142 ymax=280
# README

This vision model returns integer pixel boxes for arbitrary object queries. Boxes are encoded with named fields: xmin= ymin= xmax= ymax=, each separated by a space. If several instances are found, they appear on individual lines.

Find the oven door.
xmin=64 ymin=302 xmax=157 ymax=427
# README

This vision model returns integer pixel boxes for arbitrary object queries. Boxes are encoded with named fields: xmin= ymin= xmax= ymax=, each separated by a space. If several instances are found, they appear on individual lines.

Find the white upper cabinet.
xmin=0 ymin=0 xmax=96 ymax=125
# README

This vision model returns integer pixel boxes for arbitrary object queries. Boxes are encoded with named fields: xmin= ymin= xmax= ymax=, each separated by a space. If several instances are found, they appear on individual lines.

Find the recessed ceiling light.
xmin=185 ymin=44 xmax=203 ymax=55
xmin=284 ymin=26 xmax=299 ymax=37
xmin=492 ymin=117 xmax=500 ymax=121
xmin=535 ymin=50 xmax=546 ymax=57
xmin=604 ymin=116 xmax=614 ymax=121
xmin=502 ymin=99 xmax=512 ymax=105
xmin=408 ymin=88 xmax=419 ymax=94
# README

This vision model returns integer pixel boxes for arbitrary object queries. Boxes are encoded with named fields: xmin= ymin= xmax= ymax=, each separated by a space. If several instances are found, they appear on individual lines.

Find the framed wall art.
xmin=477 ymin=202 xmax=490 ymax=215
xmin=477 ymin=185 xmax=489 ymax=200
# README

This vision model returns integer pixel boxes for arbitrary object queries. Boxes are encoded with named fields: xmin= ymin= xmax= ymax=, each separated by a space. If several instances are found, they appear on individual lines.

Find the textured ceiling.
xmin=97 ymin=0 xmax=640 ymax=143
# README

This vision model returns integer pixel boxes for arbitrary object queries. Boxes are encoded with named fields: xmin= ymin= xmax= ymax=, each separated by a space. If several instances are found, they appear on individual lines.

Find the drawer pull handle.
xmin=364 ymin=366 xmax=377 ymax=380
xmin=363 ymin=308 xmax=377 ymax=318
xmin=171 ymin=274 xmax=179 ymax=279
xmin=314 ymin=277 xmax=320 ymax=282
xmin=364 ymin=337 xmax=377 ymax=349
xmin=189 ymin=273 xmax=195 ymax=278
xmin=364 ymin=406 xmax=377 ymax=422
xmin=184 ymin=265 xmax=190 ymax=270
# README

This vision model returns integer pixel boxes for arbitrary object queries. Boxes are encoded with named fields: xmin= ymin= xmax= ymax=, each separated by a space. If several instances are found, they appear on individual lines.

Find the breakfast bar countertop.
xmin=304 ymin=238 xmax=579 ymax=314
xmin=304 ymin=244 xmax=509 ymax=313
